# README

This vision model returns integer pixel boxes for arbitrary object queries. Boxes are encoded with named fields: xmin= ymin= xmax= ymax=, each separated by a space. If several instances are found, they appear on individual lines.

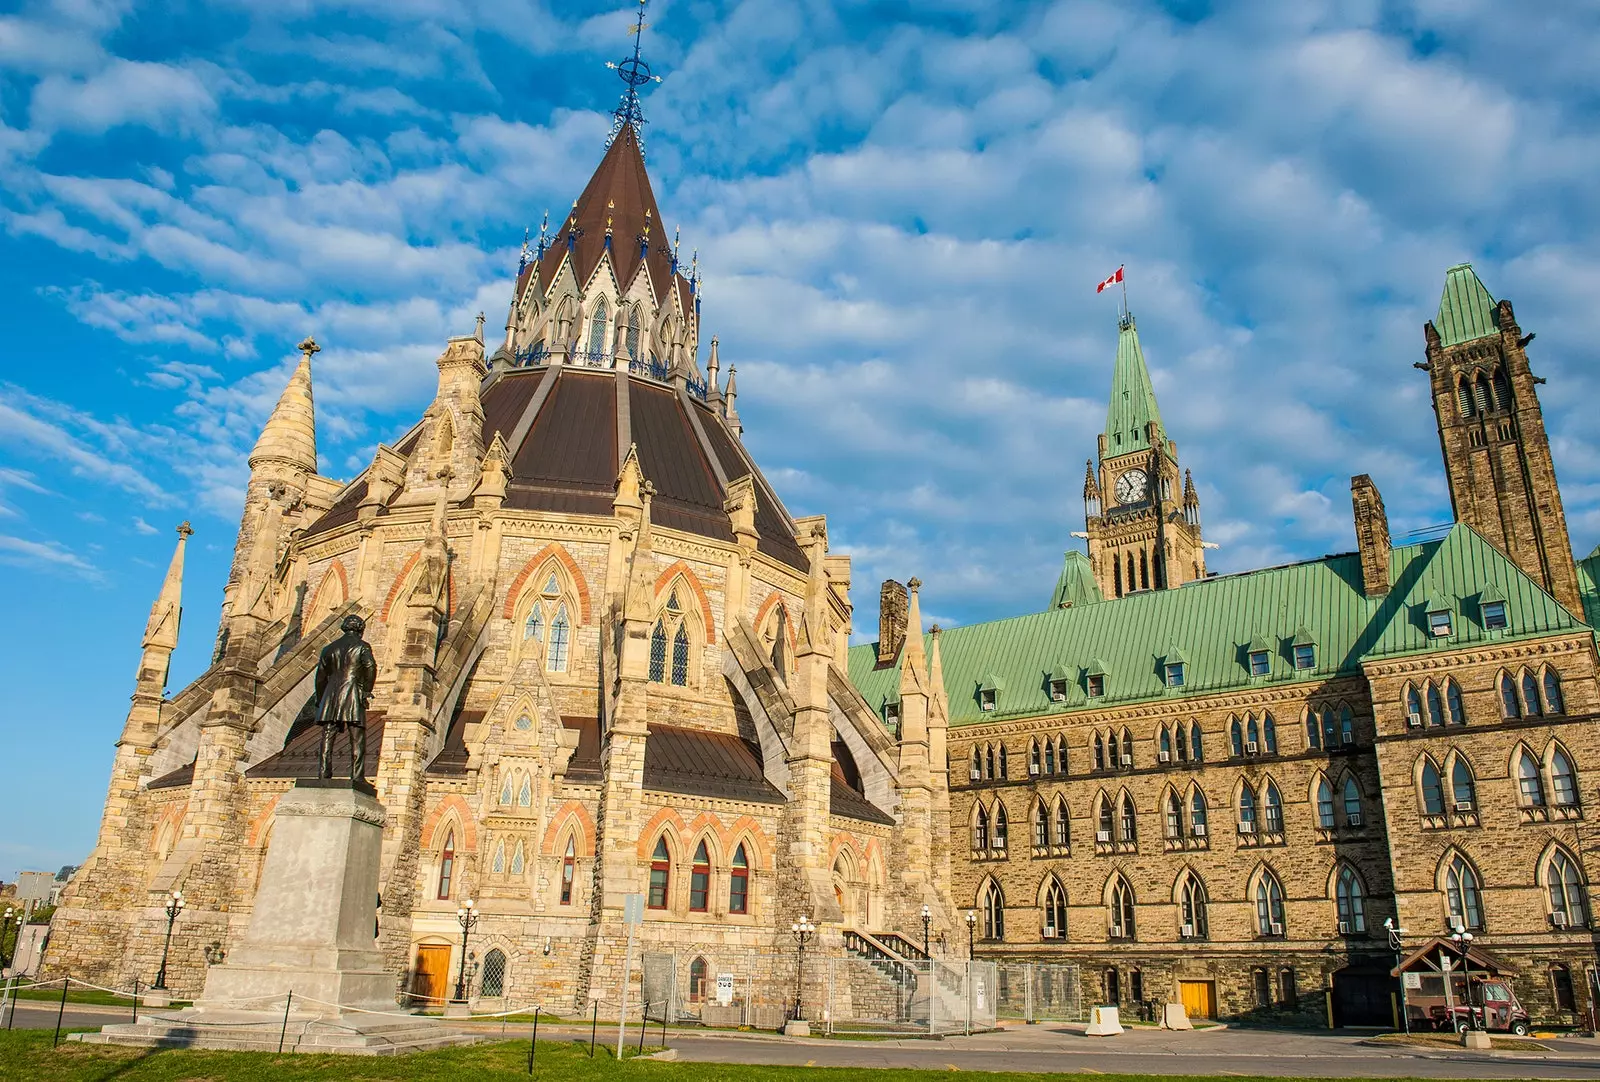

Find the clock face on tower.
xmin=1114 ymin=468 xmax=1149 ymax=505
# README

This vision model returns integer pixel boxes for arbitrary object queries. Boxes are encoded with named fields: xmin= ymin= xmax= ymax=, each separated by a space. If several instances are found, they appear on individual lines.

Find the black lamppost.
xmin=790 ymin=915 xmax=815 ymax=1022
xmin=0 ymin=907 xmax=15 ymax=971
xmin=921 ymin=904 xmax=932 ymax=960
xmin=1384 ymin=917 xmax=1409 ymax=1033
xmin=452 ymin=899 xmax=479 ymax=1004
xmin=153 ymin=890 xmax=185 ymax=991
xmin=966 ymin=910 xmax=978 ymax=960
xmin=1450 ymin=928 xmax=1477 ymax=1030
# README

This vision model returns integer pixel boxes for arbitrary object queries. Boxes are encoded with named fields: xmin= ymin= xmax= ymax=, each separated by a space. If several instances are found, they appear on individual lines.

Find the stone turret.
xmin=785 ymin=520 xmax=840 ymax=922
xmin=1351 ymin=474 xmax=1391 ymax=599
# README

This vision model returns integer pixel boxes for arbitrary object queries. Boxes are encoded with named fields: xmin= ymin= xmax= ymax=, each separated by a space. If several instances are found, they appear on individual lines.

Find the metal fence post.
xmin=1026 ymin=963 xmax=1035 ymax=1024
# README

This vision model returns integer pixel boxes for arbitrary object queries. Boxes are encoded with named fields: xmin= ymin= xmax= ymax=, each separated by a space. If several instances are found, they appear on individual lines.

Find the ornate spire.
xmin=1082 ymin=459 xmax=1099 ymax=500
xmin=249 ymin=338 xmax=318 ymax=474
xmin=706 ymin=335 xmax=721 ymax=397
xmin=1104 ymin=315 xmax=1164 ymax=455
xmin=143 ymin=521 xmax=192 ymax=653
xmin=605 ymin=0 xmax=663 ymax=149
xmin=724 ymin=364 xmax=741 ymax=435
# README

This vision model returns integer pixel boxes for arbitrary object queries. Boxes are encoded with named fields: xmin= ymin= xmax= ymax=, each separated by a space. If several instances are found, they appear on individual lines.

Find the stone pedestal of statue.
xmin=77 ymin=780 xmax=477 ymax=1054
xmin=198 ymin=779 xmax=393 ymax=1013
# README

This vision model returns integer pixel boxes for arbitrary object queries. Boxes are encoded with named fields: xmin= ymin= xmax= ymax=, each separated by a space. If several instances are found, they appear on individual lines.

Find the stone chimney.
xmin=877 ymin=579 xmax=908 ymax=663
xmin=1351 ymin=474 xmax=1391 ymax=598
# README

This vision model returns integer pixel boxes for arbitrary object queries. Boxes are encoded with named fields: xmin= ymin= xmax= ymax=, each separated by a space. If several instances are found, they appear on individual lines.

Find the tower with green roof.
xmin=1083 ymin=314 xmax=1205 ymax=600
xmin=1422 ymin=264 xmax=1581 ymax=615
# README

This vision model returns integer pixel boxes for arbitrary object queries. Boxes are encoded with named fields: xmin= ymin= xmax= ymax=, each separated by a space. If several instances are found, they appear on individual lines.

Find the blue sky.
xmin=2 ymin=0 xmax=1599 ymax=879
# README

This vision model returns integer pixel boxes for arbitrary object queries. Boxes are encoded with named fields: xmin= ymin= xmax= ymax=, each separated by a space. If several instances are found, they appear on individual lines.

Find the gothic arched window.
xmin=518 ymin=773 xmax=532 ymax=807
xmin=1053 ymin=799 xmax=1071 ymax=847
xmin=1523 ymin=670 xmax=1544 ymax=717
xmin=1160 ymin=727 xmax=1172 ymax=761
xmin=649 ymin=621 xmax=668 ymax=683
xmin=510 ymin=839 xmax=525 ymax=875
xmin=1342 ymin=777 xmax=1362 ymax=823
xmin=1426 ymin=683 xmax=1444 ymax=727
xmin=1230 ymin=719 xmax=1244 ymax=758
xmin=626 ymin=304 xmax=641 ymax=359
xmin=994 ymin=803 xmax=1010 ymax=850
xmin=1033 ymin=802 xmax=1049 ymax=848
xmin=671 ymin=624 xmax=690 ymax=686
xmin=980 ymin=880 xmax=1005 ymax=940
xmin=1546 ymin=849 xmax=1588 ymax=927
xmin=1030 ymin=740 xmax=1042 ymax=776
xmin=1118 ymin=793 xmax=1137 ymax=842
xmin=688 ymin=956 xmax=707 ymax=1002
xmin=648 ymin=836 xmax=671 ymax=909
xmin=1042 ymin=879 xmax=1068 ymax=939
xmin=1097 ymin=796 xmax=1114 ymax=841
xmin=437 ymin=829 xmax=456 ymax=900
xmin=1263 ymin=713 xmax=1277 ymax=753
xmin=1444 ymin=854 xmax=1483 ymax=931
xmin=1337 ymin=866 xmax=1366 ymax=932
xmin=974 ymin=805 xmax=990 ymax=851
xmin=560 ymin=837 xmax=576 ymax=905
xmin=1305 ymin=709 xmax=1321 ymax=751
xmin=547 ymin=605 xmax=570 ymax=672
xmin=524 ymin=606 xmax=543 ymax=642
xmin=1406 ymin=684 xmax=1423 ymax=724
xmin=1109 ymin=876 xmax=1135 ymax=939
xmin=1517 ymin=749 xmax=1545 ymax=807
xmin=588 ymin=297 xmax=609 ymax=355
xmin=492 ymin=839 xmax=506 ymax=874
xmin=1316 ymin=778 xmax=1336 ymax=828
xmin=1545 ymin=669 xmax=1566 ymax=715
xmin=1255 ymin=870 xmax=1285 ymax=935
xmin=1166 ymin=791 xmax=1183 ymax=839
xmin=1450 ymin=757 xmax=1476 ymax=810
xmin=689 ymin=840 xmax=711 ymax=912
xmin=481 ymin=948 xmax=507 ymax=998
xmin=1551 ymin=747 xmax=1580 ymax=807
xmin=1180 ymin=873 xmax=1208 ymax=939
xmin=729 ymin=844 xmax=749 ymax=914
xmin=1421 ymin=758 xmax=1445 ymax=815
xmin=1190 ymin=721 xmax=1203 ymax=762
xmin=1093 ymin=733 xmax=1105 ymax=772
xmin=1238 ymin=785 xmax=1258 ymax=833
xmin=1263 ymin=782 xmax=1283 ymax=834
xmin=1446 ymin=679 xmax=1465 ymax=725
xmin=1191 ymin=789 xmax=1208 ymax=835
xmin=1501 ymin=672 xmax=1521 ymax=719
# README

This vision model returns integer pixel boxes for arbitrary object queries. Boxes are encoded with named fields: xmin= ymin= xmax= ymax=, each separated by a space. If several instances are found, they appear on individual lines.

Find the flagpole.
xmin=1121 ymin=267 xmax=1128 ymax=322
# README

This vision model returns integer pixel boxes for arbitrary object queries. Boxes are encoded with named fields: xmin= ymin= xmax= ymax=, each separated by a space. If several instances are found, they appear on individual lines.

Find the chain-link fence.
xmin=994 ymin=962 xmax=1085 ymax=1023
xmin=639 ymin=949 xmax=999 ymax=1034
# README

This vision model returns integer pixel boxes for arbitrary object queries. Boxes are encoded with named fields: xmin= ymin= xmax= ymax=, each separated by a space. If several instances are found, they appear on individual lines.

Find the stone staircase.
xmin=840 ymin=929 xmax=968 ymax=1030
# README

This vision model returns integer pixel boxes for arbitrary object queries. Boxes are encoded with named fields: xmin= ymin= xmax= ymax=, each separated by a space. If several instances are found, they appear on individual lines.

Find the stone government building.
xmin=45 ymin=95 xmax=1600 ymax=1027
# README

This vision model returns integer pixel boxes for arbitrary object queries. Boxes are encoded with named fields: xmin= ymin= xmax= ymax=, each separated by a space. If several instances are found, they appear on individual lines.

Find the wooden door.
xmin=413 ymin=944 xmax=452 ymax=1007
xmin=1179 ymin=980 xmax=1216 ymax=1020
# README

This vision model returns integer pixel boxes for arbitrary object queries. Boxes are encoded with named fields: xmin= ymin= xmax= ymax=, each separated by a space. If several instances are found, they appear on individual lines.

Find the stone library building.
xmin=44 ymin=66 xmax=1600 ymax=1031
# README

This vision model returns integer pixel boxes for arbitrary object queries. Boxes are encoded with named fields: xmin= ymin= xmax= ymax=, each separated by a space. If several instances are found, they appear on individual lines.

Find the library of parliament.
xmin=44 ymin=46 xmax=1600 ymax=1029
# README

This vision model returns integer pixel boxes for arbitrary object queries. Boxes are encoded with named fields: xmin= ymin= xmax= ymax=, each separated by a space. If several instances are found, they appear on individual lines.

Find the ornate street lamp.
xmin=153 ymin=890 xmax=185 ymax=991
xmin=453 ymin=899 xmax=479 ymax=1004
xmin=966 ymin=910 xmax=978 ymax=960
xmin=921 ymin=904 xmax=932 ymax=960
xmin=1384 ymin=917 xmax=1409 ymax=1033
xmin=790 ymin=915 xmax=815 ymax=1022
xmin=1449 ymin=928 xmax=1477 ymax=1031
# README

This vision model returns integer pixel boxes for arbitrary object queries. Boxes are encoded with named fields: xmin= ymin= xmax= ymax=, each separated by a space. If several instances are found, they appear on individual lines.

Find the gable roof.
xmin=1103 ymin=316 xmax=1164 ymax=454
xmin=1435 ymin=263 xmax=1500 ymax=348
xmin=848 ymin=524 xmax=1583 ymax=727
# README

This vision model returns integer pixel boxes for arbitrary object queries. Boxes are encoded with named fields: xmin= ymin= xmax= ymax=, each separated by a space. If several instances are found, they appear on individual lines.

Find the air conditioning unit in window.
xmin=1341 ymin=731 xmax=1355 ymax=746
xmin=1551 ymin=912 xmax=1569 ymax=929
xmin=1246 ymin=740 xmax=1259 ymax=755
xmin=1347 ymin=812 xmax=1364 ymax=827
xmin=1180 ymin=924 xmax=1195 ymax=939
xmin=1455 ymin=800 xmax=1473 ymax=813
xmin=1158 ymin=750 xmax=1171 ymax=763
xmin=1192 ymin=823 xmax=1208 ymax=836
xmin=1029 ymin=763 xmax=1039 ymax=776
xmin=1096 ymin=830 xmax=1112 ymax=843
xmin=1407 ymin=712 xmax=1422 ymax=728
xmin=1238 ymin=821 xmax=1255 ymax=834
xmin=1269 ymin=922 xmax=1284 ymax=936
xmin=1120 ymin=754 xmax=1133 ymax=768
xmin=1337 ymin=921 xmax=1351 ymax=935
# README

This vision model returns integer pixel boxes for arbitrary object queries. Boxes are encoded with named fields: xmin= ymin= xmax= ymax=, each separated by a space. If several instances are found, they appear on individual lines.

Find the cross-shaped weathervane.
xmin=605 ymin=0 xmax=664 ymax=149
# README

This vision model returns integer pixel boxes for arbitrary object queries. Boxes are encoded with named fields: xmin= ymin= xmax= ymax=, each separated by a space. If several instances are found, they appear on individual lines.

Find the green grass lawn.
xmin=7 ymin=987 xmax=170 ymax=1007
xmin=0 ymin=1030 xmax=1494 ymax=1082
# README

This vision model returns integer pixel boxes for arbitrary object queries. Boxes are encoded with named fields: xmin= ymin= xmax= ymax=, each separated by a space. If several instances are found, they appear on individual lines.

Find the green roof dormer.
xmin=1104 ymin=315 xmax=1164 ymax=454
xmin=1435 ymin=263 xmax=1500 ymax=348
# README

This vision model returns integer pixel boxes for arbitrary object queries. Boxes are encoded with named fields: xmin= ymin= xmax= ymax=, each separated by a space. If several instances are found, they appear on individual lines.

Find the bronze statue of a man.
xmin=313 ymin=614 xmax=377 ymax=781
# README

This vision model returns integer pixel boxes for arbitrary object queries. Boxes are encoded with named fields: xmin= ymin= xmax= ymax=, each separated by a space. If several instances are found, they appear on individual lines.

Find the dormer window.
xmin=977 ymin=673 xmax=1002 ymax=713
xmin=979 ymin=689 xmax=996 ymax=712
xmin=884 ymin=701 xmax=900 ymax=725
xmin=1087 ymin=674 xmax=1105 ymax=698
xmin=1249 ymin=650 xmax=1269 ymax=676
xmin=1427 ymin=608 xmax=1453 ymax=638
xmin=1049 ymin=679 xmax=1067 ymax=702
xmin=1165 ymin=662 xmax=1185 ymax=688
xmin=1483 ymin=600 xmax=1507 ymax=630
xmin=1293 ymin=644 xmax=1315 ymax=670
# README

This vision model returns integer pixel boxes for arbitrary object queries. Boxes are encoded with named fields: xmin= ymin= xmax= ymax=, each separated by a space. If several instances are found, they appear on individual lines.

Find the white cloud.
xmin=30 ymin=59 xmax=216 ymax=134
xmin=0 ymin=533 xmax=101 ymax=579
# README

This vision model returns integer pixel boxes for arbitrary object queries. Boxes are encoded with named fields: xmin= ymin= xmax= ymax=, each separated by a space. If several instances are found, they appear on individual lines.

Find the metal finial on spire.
xmin=604 ymin=0 xmax=664 ymax=150
xmin=518 ymin=227 xmax=532 ymax=274
xmin=535 ymin=209 xmax=550 ymax=261
xmin=670 ymin=225 xmax=681 ymax=273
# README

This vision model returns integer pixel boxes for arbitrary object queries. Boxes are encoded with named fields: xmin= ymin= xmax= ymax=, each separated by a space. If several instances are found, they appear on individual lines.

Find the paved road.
xmin=4 ymin=999 xmax=140 ymax=1031
xmin=655 ymin=1025 xmax=1600 ymax=1078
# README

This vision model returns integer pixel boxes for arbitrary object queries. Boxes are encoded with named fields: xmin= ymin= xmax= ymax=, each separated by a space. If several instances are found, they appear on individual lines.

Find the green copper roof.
xmin=1435 ymin=263 xmax=1500 ymax=347
xmin=1103 ymin=316 xmax=1163 ymax=454
xmin=848 ymin=524 xmax=1582 ymax=727
xmin=1048 ymin=550 xmax=1103 ymax=610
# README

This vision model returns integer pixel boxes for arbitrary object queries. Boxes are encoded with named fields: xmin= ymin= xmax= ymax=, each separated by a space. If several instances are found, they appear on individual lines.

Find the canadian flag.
xmin=1096 ymin=266 xmax=1124 ymax=294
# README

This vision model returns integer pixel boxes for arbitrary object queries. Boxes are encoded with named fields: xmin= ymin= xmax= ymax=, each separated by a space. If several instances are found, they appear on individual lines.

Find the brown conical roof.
xmin=249 ymin=352 xmax=317 ymax=473
xmin=534 ymin=125 xmax=683 ymax=305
